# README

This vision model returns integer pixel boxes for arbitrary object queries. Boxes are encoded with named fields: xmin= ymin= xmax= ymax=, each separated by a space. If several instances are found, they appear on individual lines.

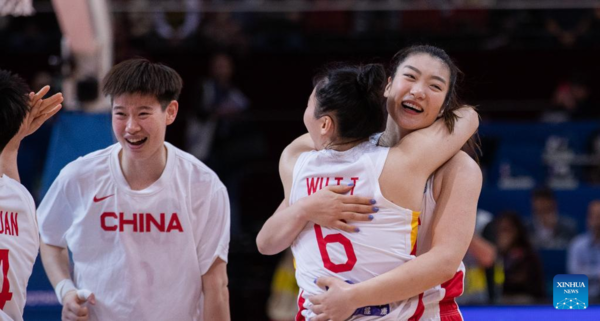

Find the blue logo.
xmin=553 ymin=274 xmax=588 ymax=310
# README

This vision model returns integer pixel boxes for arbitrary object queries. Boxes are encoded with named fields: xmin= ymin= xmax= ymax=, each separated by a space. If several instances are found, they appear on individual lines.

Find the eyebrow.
xmin=404 ymin=65 xmax=447 ymax=85
xmin=112 ymin=105 xmax=154 ymax=111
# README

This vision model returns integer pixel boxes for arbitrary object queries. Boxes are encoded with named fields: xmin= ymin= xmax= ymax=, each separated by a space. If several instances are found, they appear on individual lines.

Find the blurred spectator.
xmin=266 ymin=249 xmax=298 ymax=321
xmin=186 ymin=52 xmax=250 ymax=161
xmin=584 ymin=131 xmax=600 ymax=185
xmin=186 ymin=52 xmax=266 ymax=235
xmin=542 ymin=72 xmax=594 ymax=122
xmin=153 ymin=0 xmax=200 ymax=48
xmin=544 ymin=9 xmax=592 ymax=48
xmin=495 ymin=211 xmax=546 ymax=304
xmin=458 ymin=209 xmax=501 ymax=305
xmin=201 ymin=12 xmax=248 ymax=53
xmin=568 ymin=200 xmax=600 ymax=303
xmin=528 ymin=187 xmax=577 ymax=250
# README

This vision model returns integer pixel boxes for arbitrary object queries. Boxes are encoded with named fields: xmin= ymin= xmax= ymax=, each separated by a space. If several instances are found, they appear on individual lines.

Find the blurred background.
xmin=2 ymin=0 xmax=600 ymax=320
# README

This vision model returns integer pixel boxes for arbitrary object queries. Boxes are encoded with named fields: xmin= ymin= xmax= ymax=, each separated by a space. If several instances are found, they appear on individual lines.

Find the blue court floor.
xmin=23 ymin=305 xmax=600 ymax=320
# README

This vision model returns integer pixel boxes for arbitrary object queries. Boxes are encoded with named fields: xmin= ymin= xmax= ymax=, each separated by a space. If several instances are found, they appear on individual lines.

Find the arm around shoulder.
xmin=399 ymin=105 xmax=479 ymax=176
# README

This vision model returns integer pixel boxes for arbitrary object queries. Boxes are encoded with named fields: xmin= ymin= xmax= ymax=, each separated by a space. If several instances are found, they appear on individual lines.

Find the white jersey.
xmin=290 ymin=141 xmax=421 ymax=321
xmin=0 ymin=175 xmax=39 ymax=321
xmin=37 ymin=142 xmax=230 ymax=321
xmin=417 ymin=176 xmax=465 ymax=321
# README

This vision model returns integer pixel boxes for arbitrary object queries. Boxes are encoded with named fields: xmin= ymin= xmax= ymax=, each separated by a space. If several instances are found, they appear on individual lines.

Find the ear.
xmin=384 ymin=77 xmax=392 ymax=98
xmin=320 ymin=115 xmax=334 ymax=136
xmin=437 ymin=107 xmax=445 ymax=118
xmin=165 ymin=100 xmax=179 ymax=125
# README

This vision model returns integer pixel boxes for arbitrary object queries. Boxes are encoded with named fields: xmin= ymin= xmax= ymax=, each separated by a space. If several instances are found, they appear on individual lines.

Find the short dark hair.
xmin=389 ymin=45 xmax=463 ymax=133
xmin=0 ymin=70 xmax=30 ymax=153
xmin=102 ymin=58 xmax=183 ymax=109
xmin=313 ymin=63 xmax=386 ymax=143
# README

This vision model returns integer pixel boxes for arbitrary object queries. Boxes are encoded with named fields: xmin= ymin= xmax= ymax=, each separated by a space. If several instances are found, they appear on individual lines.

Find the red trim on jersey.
xmin=408 ymin=293 xmax=424 ymax=321
xmin=439 ymin=270 xmax=464 ymax=320
xmin=410 ymin=217 xmax=421 ymax=256
xmin=296 ymin=290 xmax=306 ymax=321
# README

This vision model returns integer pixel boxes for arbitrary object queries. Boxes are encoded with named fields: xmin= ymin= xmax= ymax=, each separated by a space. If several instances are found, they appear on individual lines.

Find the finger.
xmin=316 ymin=276 xmax=336 ymax=289
xmin=333 ymin=221 xmax=359 ymax=233
xmin=311 ymin=313 xmax=330 ymax=321
xmin=63 ymin=308 xmax=81 ymax=321
xmin=310 ymin=303 xmax=324 ymax=315
xmin=76 ymin=306 xmax=89 ymax=317
xmin=30 ymin=86 xmax=50 ymax=107
xmin=308 ymin=293 xmax=322 ymax=305
xmin=40 ymin=93 xmax=63 ymax=111
xmin=88 ymin=293 xmax=96 ymax=305
xmin=34 ymin=85 xmax=50 ymax=99
xmin=324 ymin=184 xmax=353 ymax=194
xmin=342 ymin=212 xmax=375 ymax=222
xmin=341 ymin=195 xmax=376 ymax=205
xmin=29 ymin=104 xmax=61 ymax=131
xmin=342 ymin=203 xmax=378 ymax=214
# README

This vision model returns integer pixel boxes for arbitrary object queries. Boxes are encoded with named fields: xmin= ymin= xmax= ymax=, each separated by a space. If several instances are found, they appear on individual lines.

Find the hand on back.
xmin=297 ymin=184 xmax=377 ymax=233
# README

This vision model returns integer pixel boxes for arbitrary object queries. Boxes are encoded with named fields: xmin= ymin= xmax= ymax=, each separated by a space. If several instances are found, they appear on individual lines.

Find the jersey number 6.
xmin=0 ymin=249 xmax=13 ymax=310
xmin=314 ymin=225 xmax=357 ymax=273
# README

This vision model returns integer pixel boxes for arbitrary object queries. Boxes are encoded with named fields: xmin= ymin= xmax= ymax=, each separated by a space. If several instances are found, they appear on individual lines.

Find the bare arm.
xmin=40 ymin=242 xmax=94 ymax=320
xmin=397 ymin=106 xmax=478 ymax=177
xmin=40 ymin=242 xmax=71 ymax=288
xmin=202 ymin=258 xmax=230 ymax=321
xmin=256 ymin=135 xmax=375 ymax=255
xmin=310 ymin=153 xmax=482 ymax=320
xmin=0 ymin=86 xmax=62 ymax=181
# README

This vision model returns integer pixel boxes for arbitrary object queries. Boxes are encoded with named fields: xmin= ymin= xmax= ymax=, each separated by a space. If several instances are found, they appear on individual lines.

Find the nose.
xmin=126 ymin=116 xmax=140 ymax=133
xmin=410 ymin=85 xmax=426 ymax=100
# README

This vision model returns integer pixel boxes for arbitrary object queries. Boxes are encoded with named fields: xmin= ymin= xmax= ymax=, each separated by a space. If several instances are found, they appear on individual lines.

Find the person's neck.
xmin=326 ymin=137 xmax=368 ymax=152
xmin=379 ymin=119 xmax=414 ymax=147
xmin=119 ymin=145 xmax=168 ymax=191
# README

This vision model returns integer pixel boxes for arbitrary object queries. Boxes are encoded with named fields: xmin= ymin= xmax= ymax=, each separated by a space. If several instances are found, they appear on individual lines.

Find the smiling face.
xmin=112 ymin=93 xmax=178 ymax=162
xmin=384 ymin=53 xmax=450 ymax=134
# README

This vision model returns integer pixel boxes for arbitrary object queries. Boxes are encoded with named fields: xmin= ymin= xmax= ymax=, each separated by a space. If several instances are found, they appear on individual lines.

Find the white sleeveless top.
xmin=290 ymin=140 xmax=421 ymax=320
xmin=418 ymin=175 xmax=466 ymax=321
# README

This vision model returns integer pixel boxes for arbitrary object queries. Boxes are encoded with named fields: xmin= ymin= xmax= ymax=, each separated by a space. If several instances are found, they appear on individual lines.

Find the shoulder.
xmin=1 ymin=175 xmax=34 ymax=207
xmin=433 ymin=151 xmax=482 ymax=197
xmin=280 ymin=133 xmax=313 ymax=176
xmin=569 ymin=234 xmax=590 ymax=251
xmin=168 ymin=143 xmax=225 ymax=189
xmin=58 ymin=144 xmax=116 ymax=179
xmin=436 ymin=151 xmax=482 ymax=181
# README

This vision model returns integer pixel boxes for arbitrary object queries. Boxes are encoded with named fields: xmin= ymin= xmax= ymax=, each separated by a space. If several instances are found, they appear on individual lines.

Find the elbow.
xmin=437 ymin=254 xmax=463 ymax=283
xmin=256 ymin=236 xmax=279 ymax=256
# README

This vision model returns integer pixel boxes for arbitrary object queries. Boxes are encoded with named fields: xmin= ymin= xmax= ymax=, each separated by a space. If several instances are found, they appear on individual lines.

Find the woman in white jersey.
xmin=0 ymin=70 xmax=62 ymax=321
xmin=257 ymin=55 xmax=478 ymax=320
xmin=307 ymin=46 xmax=482 ymax=321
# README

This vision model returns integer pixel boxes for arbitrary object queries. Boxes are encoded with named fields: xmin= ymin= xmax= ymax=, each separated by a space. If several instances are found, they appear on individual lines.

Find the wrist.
xmin=55 ymin=279 xmax=77 ymax=305
xmin=348 ymin=282 xmax=367 ymax=308
xmin=295 ymin=198 xmax=311 ymax=222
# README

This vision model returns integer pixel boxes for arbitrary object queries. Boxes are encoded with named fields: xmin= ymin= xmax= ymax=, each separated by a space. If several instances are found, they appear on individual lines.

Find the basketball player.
xmin=37 ymin=59 xmax=230 ymax=321
xmin=257 ymin=55 xmax=478 ymax=320
xmin=309 ymin=46 xmax=482 ymax=321
xmin=0 ymin=70 xmax=63 ymax=321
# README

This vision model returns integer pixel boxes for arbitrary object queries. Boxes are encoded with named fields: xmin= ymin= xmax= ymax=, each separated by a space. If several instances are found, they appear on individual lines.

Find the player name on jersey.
xmin=0 ymin=211 xmax=18 ymax=236
xmin=306 ymin=176 xmax=359 ymax=195
xmin=100 ymin=212 xmax=183 ymax=233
